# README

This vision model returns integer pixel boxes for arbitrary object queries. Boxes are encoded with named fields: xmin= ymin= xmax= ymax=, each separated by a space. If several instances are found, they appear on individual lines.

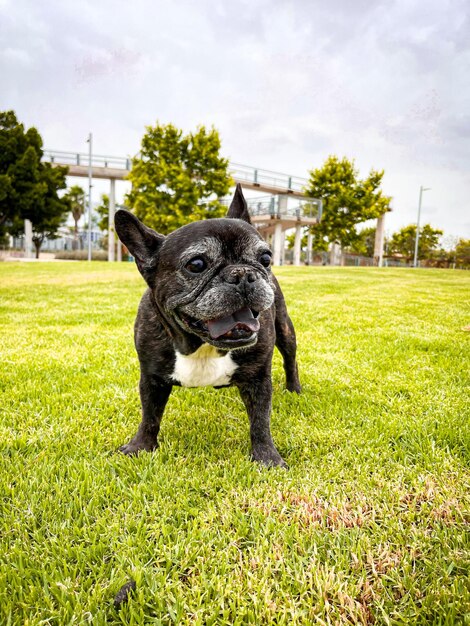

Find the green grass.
xmin=1 ymin=262 xmax=469 ymax=625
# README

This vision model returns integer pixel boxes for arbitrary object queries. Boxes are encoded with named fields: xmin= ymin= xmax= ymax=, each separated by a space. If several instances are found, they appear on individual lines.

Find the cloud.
xmin=74 ymin=48 xmax=142 ymax=83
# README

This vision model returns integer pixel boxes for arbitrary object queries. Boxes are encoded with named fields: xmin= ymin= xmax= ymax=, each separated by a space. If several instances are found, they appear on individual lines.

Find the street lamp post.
xmin=86 ymin=133 xmax=93 ymax=262
xmin=413 ymin=185 xmax=430 ymax=268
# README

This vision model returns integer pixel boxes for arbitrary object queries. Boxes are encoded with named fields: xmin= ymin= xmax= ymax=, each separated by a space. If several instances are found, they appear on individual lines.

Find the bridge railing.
xmin=43 ymin=150 xmax=131 ymax=170
xmin=43 ymin=150 xmax=310 ymax=195
xmin=213 ymin=195 xmax=321 ymax=220
xmin=229 ymin=162 xmax=308 ymax=193
xmin=247 ymin=197 xmax=321 ymax=219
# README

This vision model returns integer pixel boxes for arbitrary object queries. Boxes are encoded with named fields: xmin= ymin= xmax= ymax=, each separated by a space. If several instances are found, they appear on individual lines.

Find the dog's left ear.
xmin=227 ymin=183 xmax=251 ymax=224
xmin=115 ymin=209 xmax=165 ymax=287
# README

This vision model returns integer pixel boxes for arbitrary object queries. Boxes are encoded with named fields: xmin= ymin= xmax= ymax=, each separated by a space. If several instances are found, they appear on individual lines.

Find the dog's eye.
xmin=185 ymin=257 xmax=207 ymax=273
xmin=259 ymin=252 xmax=272 ymax=268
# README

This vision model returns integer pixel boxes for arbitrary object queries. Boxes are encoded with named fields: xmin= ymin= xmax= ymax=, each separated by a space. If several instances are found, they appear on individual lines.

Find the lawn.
xmin=0 ymin=262 xmax=469 ymax=625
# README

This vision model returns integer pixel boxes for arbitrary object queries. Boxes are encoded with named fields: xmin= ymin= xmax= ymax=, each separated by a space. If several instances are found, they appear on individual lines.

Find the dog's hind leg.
xmin=275 ymin=313 xmax=301 ymax=394
xmin=273 ymin=278 xmax=301 ymax=394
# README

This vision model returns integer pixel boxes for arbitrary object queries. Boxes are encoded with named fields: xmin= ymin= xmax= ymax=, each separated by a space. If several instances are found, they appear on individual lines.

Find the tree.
xmin=426 ymin=248 xmax=454 ymax=268
xmin=9 ymin=163 xmax=70 ymax=258
xmin=455 ymin=239 xmax=470 ymax=269
xmin=126 ymin=123 xmax=232 ymax=234
xmin=64 ymin=185 xmax=86 ymax=249
xmin=0 ymin=110 xmax=69 ymax=252
xmin=345 ymin=226 xmax=377 ymax=257
xmin=96 ymin=193 xmax=109 ymax=232
xmin=95 ymin=194 xmax=127 ymax=258
xmin=0 ymin=110 xmax=43 ymax=233
xmin=305 ymin=155 xmax=391 ymax=249
xmin=286 ymin=229 xmax=306 ymax=251
xmin=389 ymin=224 xmax=443 ymax=262
xmin=95 ymin=193 xmax=113 ymax=253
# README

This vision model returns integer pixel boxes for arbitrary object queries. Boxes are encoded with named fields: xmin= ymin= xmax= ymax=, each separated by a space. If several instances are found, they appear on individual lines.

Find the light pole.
xmin=413 ymin=185 xmax=430 ymax=268
xmin=86 ymin=133 xmax=93 ymax=262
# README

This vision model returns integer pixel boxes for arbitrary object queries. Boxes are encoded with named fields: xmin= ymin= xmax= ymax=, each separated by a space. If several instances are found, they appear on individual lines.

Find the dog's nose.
xmin=223 ymin=266 xmax=257 ymax=285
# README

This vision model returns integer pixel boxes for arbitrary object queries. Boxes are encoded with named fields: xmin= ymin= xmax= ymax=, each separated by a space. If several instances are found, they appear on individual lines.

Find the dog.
xmin=114 ymin=184 xmax=300 ymax=467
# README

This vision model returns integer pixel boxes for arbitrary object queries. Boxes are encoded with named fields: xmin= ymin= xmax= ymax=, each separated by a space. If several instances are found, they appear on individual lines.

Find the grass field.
xmin=1 ymin=262 xmax=469 ymax=625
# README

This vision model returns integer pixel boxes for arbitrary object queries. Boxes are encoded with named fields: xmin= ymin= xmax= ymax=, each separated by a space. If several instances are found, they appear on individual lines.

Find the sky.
xmin=1 ymin=0 xmax=469 ymax=241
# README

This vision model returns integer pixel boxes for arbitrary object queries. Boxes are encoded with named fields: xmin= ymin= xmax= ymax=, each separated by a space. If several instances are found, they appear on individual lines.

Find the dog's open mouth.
xmin=182 ymin=306 xmax=260 ymax=341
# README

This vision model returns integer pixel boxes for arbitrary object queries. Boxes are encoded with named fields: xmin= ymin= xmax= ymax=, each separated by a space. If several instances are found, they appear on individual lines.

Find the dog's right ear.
xmin=115 ymin=210 xmax=165 ymax=286
xmin=227 ymin=183 xmax=252 ymax=224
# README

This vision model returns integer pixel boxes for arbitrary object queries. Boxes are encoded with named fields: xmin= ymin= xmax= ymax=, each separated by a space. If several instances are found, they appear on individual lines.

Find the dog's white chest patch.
xmin=172 ymin=344 xmax=238 ymax=388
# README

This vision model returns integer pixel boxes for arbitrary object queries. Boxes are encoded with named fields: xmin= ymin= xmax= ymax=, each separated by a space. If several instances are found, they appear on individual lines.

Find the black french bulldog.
xmin=114 ymin=184 xmax=300 ymax=467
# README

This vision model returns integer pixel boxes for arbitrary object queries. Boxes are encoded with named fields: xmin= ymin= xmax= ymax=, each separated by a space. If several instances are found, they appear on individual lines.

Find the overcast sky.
xmin=1 ymin=0 xmax=469 ymax=240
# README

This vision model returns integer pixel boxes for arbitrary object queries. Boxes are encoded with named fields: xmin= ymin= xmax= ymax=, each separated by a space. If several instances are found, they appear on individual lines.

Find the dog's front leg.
xmin=120 ymin=374 xmax=172 ymax=456
xmin=238 ymin=377 xmax=287 ymax=468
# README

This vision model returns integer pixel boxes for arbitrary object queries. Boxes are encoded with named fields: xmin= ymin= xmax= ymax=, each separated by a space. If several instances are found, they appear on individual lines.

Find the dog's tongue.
xmin=207 ymin=307 xmax=260 ymax=339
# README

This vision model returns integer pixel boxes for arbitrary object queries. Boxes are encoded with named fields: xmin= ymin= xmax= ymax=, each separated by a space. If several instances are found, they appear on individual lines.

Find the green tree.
xmin=389 ymin=224 xmax=443 ymax=262
xmin=427 ymin=247 xmax=454 ymax=268
xmin=455 ymin=238 xmax=470 ymax=269
xmin=96 ymin=193 xmax=109 ymax=232
xmin=95 ymin=195 xmax=128 ymax=258
xmin=95 ymin=193 xmax=113 ymax=253
xmin=0 ymin=110 xmax=43 ymax=233
xmin=305 ymin=155 xmax=391 ymax=249
xmin=286 ymin=229 xmax=306 ymax=251
xmin=345 ymin=226 xmax=377 ymax=257
xmin=126 ymin=123 xmax=232 ymax=234
xmin=0 ymin=110 xmax=69 ymax=252
xmin=64 ymin=185 xmax=86 ymax=249
xmin=9 ymin=163 xmax=70 ymax=258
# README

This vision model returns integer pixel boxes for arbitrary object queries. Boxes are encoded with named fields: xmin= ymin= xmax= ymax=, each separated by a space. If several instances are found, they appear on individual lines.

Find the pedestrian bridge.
xmin=41 ymin=148 xmax=386 ymax=267
xmin=43 ymin=148 xmax=324 ymax=265
xmin=43 ymin=149 xmax=310 ymax=198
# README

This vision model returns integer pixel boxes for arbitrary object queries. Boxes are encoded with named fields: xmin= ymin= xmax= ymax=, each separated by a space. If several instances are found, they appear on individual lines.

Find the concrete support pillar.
xmin=374 ymin=214 xmax=386 ymax=267
xmin=281 ymin=231 xmax=286 ymax=265
xmin=108 ymin=179 xmax=116 ymax=262
xmin=293 ymin=224 xmax=302 ymax=266
xmin=272 ymin=222 xmax=283 ymax=266
xmin=24 ymin=219 xmax=33 ymax=259
xmin=307 ymin=230 xmax=313 ymax=265
xmin=277 ymin=194 xmax=288 ymax=217
xmin=330 ymin=242 xmax=341 ymax=266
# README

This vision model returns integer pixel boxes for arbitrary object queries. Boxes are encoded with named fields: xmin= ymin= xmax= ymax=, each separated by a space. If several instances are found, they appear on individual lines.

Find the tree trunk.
xmin=32 ymin=235 xmax=44 ymax=259
xmin=73 ymin=220 xmax=79 ymax=251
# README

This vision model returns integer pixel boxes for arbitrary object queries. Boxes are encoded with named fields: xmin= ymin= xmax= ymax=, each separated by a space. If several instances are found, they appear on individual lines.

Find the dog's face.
xmin=115 ymin=186 xmax=275 ymax=350
xmin=159 ymin=219 xmax=275 ymax=348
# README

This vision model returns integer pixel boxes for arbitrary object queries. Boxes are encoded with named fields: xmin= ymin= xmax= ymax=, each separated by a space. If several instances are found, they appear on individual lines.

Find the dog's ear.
xmin=227 ymin=183 xmax=251 ymax=224
xmin=115 ymin=209 xmax=164 ymax=286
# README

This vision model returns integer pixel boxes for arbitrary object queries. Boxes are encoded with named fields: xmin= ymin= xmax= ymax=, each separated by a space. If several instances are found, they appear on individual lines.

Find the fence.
xmin=7 ymin=231 xmax=104 ymax=254
xmin=282 ymin=252 xmax=417 ymax=267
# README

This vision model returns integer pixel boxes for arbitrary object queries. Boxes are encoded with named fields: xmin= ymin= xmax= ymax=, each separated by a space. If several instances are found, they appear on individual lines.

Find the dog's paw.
xmin=252 ymin=444 xmax=288 ymax=469
xmin=286 ymin=380 xmax=302 ymax=394
xmin=118 ymin=438 xmax=157 ymax=456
